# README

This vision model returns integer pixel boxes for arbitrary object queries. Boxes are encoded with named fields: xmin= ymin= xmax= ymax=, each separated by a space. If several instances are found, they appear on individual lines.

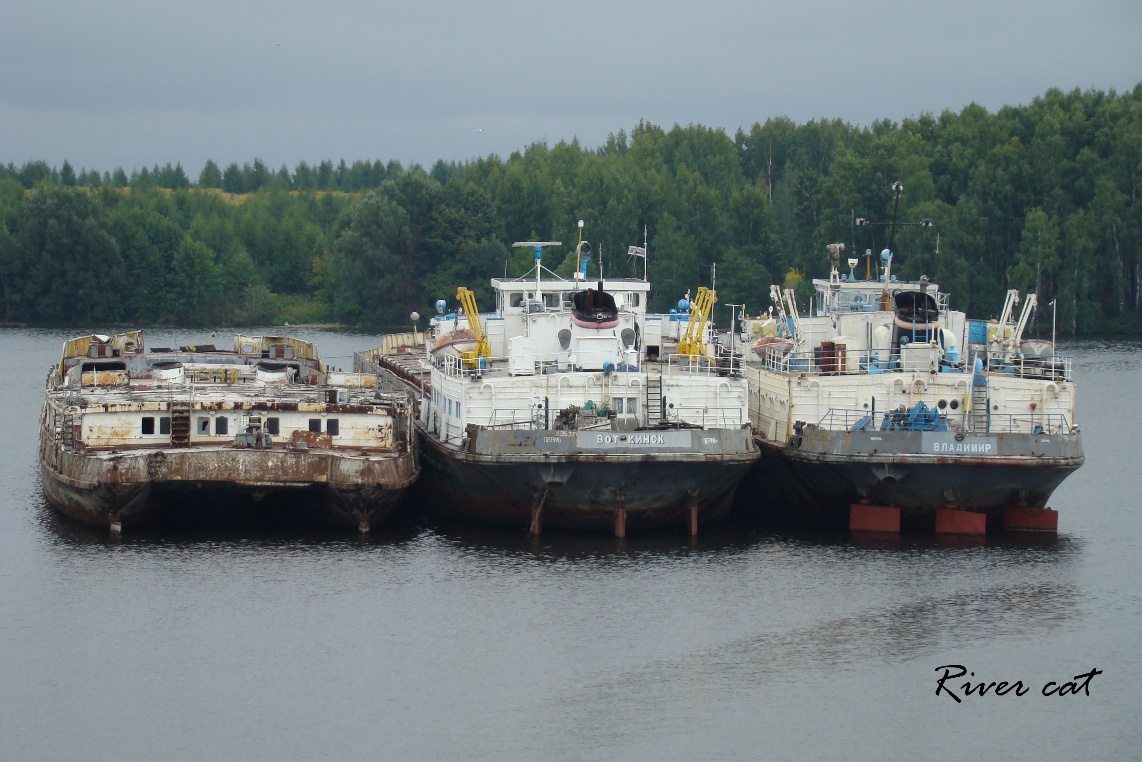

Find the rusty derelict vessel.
xmin=738 ymin=196 xmax=1083 ymax=534
xmin=357 ymin=229 xmax=759 ymax=535
xmin=39 ymin=331 xmax=418 ymax=532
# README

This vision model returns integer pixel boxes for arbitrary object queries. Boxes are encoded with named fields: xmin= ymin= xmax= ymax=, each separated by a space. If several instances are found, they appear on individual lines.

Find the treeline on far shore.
xmin=1 ymin=84 xmax=1140 ymax=334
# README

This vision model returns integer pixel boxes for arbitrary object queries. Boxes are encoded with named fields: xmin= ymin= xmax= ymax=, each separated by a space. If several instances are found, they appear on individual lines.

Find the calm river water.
xmin=1 ymin=328 xmax=1138 ymax=761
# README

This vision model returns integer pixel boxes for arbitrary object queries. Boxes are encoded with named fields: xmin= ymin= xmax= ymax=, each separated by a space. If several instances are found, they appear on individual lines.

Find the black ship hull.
xmin=738 ymin=428 xmax=1084 ymax=532
xmin=418 ymin=427 xmax=758 ymax=533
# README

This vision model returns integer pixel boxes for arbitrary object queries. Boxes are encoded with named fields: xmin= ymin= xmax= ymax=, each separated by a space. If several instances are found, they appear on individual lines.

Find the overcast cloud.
xmin=2 ymin=0 xmax=1139 ymax=175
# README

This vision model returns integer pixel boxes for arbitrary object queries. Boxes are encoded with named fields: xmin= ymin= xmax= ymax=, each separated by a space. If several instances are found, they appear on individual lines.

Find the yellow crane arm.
xmin=677 ymin=286 xmax=717 ymax=359
xmin=455 ymin=286 xmax=491 ymax=361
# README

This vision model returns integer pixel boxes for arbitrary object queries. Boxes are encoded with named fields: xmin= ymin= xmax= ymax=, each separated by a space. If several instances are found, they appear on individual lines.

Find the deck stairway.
xmin=714 ymin=345 xmax=743 ymax=376
xmin=170 ymin=400 xmax=192 ymax=447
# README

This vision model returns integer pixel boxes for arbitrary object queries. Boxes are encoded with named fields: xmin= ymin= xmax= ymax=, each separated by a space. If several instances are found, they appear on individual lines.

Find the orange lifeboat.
xmin=751 ymin=335 xmax=794 ymax=360
xmin=430 ymin=328 xmax=479 ymax=358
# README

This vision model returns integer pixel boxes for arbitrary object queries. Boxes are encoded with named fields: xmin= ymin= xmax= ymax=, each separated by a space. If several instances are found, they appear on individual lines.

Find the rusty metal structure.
xmin=39 ymin=332 xmax=418 ymax=532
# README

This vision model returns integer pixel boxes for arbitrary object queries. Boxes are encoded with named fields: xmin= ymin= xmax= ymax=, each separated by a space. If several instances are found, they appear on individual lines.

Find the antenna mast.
xmin=511 ymin=240 xmax=562 ymax=302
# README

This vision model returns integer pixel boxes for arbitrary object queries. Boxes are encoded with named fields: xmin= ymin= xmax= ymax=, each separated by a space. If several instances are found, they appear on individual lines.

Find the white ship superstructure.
xmin=739 ymin=244 xmax=1083 ymax=533
xmin=359 ymin=237 xmax=758 ymax=535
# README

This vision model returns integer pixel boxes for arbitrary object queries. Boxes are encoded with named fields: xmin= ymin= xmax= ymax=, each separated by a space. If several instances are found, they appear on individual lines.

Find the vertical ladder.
xmin=645 ymin=370 xmax=663 ymax=425
xmin=170 ymin=400 xmax=192 ymax=447
xmin=970 ymin=362 xmax=989 ymax=433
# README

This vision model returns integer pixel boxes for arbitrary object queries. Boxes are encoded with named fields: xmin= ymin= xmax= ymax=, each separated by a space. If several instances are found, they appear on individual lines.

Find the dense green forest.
xmin=1 ymin=85 xmax=1139 ymax=334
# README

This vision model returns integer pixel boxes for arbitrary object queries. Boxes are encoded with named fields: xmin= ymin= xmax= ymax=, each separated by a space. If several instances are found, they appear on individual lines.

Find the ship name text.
xmin=931 ymin=441 xmax=995 ymax=454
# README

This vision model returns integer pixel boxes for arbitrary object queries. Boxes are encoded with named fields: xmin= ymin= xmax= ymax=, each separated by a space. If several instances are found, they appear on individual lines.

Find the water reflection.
xmin=36 ymin=491 xmax=426 ymax=550
xmin=555 ymin=579 xmax=1081 ymax=750
xmin=36 ymin=485 xmax=1074 ymax=558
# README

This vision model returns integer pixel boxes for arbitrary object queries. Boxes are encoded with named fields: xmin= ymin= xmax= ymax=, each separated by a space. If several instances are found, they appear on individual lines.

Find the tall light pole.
xmin=1049 ymin=299 xmax=1057 ymax=354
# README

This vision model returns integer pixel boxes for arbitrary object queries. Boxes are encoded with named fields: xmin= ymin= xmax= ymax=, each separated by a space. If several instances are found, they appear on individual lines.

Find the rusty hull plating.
xmin=39 ymin=331 xmax=418 ymax=530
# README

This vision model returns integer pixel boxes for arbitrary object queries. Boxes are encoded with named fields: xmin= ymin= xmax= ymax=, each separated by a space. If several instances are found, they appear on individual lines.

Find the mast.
xmin=643 ymin=224 xmax=648 ymax=282
xmin=574 ymin=219 xmax=590 ymax=289
xmin=627 ymin=226 xmax=649 ymax=283
xmin=880 ymin=181 xmax=903 ymax=309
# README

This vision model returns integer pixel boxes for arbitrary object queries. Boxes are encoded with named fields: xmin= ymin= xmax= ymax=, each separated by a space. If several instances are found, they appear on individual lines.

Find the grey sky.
xmin=2 ymin=0 xmax=1139 ymax=176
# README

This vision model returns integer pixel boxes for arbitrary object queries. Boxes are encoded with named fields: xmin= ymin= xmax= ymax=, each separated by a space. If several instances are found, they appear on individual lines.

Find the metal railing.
xmin=667 ymin=405 xmax=746 ymax=428
xmin=660 ymin=352 xmax=746 ymax=378
xmin=816 ymin=407 xmax=1071 ymax=434
xmin=457 ymin=400 xmax=746 ymax=432
xmin=984 ymin=352 xmax=1073 ymax=381
xmin=428 ymin=344 xmax=763 ymax=383
xmin=752 ymin=346 xmax=1073 ymax=382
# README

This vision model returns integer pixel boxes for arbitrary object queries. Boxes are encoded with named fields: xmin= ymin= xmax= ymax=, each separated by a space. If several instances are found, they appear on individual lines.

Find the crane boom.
xmin=1013 ymin=293 xmax=1038 ymax=346
xmin=455 ymin=286 xmax=491 ymax=367
xmin=677 ymin=286 xmax=717 ymax=360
